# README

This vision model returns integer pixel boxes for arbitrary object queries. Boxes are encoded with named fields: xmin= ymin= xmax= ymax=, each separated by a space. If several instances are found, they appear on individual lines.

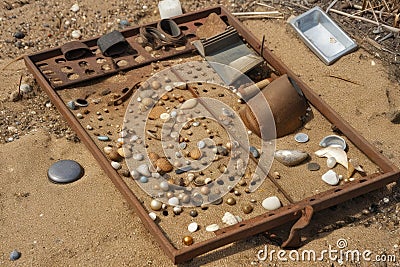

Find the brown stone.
xmin=148 ymin=106 xmax=167 ymax=120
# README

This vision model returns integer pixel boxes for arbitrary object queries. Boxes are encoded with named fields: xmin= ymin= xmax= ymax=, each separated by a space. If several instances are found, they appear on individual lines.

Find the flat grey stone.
xmin=48 ymin=160 xmax=84 ymax=183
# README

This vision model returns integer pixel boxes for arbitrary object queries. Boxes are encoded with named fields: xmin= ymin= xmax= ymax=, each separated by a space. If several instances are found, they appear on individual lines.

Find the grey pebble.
xmin=10 ymin=249 xmax=21 ymax=261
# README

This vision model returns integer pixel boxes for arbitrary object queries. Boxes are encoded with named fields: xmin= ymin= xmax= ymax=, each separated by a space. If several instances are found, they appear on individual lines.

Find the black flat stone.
xmin=48 ymin=160 xmax=84 ymax=183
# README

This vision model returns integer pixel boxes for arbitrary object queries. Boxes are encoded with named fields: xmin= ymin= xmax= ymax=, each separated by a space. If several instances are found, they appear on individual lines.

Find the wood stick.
xmin=232 ymin=11 xmax=281 ymax=16
xmin=329 ymin=8 xmax=400 ymax=33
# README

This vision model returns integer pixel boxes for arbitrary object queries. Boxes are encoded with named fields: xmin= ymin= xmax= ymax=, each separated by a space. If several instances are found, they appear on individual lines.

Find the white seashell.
xmin=137 ymin=164 xmax=151 ymax=176
xmin=319 ymin=135 xmax=347 ymax=150
xmin=326 ymin=157 xmax=337 ymax=168
xmin=315 ymin=147 xmax=348 ymax=169
xmin=111 ymin=161 xmax=121 ymax=170
xmin=205 ymin=224 xmax=220 ymax=232
xmin=149 ymin=212 xmax=157 ymax=221
xmin=168 ymin=197 xmax=180 ymax=206
xmin=173 ymin=206 xmax=182 ymax=214
xmin=180 ymin=99 xmax=197 ymax=110
xmin=103 ymin=146 xmax=113 ymax=154
xmin=274 ymin=150 xmax=309 ymax=166
xmin=321 ymin=170 xmax=340 ymax=185
xmin=188 ymin=222 xmax=198 ymax=233
xmin=262 ymin=196 xmax=281 ymax=210
xmin=130 ymin=170 xmax=139 ymax=179
xmin=222 ymin=212 xmax=242 ymax=226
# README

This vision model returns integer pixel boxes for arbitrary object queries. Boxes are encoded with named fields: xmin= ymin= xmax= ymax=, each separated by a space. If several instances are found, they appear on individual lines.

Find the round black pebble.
xmin=189 ymin=210 xmax=198 ymax=217
xmin=48 ymin=160 xmax=84 ymax=183
xmin=162 ymin=210 xmax=169 ymax=216
xmin=13 ymin=31 xmax=25 ymax=39
xmin=10 ymin=249 xmax=21 ymax=261
xmin=307 ymin=162 xmax=320 ymax=171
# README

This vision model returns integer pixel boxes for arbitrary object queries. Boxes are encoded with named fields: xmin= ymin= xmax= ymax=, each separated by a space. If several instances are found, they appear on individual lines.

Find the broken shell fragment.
xmin=262 ymin=196 xmax=281 ymax=210
xmin=274 ymin=150 xmax=309 ymax=166
xmin=222 ymin=212 xmax=242 ymax=226
xmin=315 ymin=147 xmax=348 ymax=169
xmin=326 ymin=157 xmax=337 ymax=168
xmin=321 ymin=170 xmax=340 ymax=185
xmin=319 ymin=135 xmax=347 ymax=150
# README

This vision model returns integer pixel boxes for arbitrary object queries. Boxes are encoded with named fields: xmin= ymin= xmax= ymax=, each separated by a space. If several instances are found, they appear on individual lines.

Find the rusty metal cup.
xmin=239 ymin=74 xmax=309 ymax=139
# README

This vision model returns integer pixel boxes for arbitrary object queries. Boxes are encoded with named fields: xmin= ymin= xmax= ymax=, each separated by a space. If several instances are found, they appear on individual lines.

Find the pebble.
xmin=130 ymin=170 xmax=139 ymax=179
xmin=159 ymin=181 xmax=169 ymax=191
xmin=197 ymin=140 xmax=206 ymax=149
xmin=200 ymin=186 xmax=210 ymax=195
xmin=188 ymin=222 xmax=199 ymax=233
xmin=216 ymin=146 xmax=228 ymax=156
xmin=151 ymin=80 xmax=161 ymax=90
xmin=322 ymin=170 xmax=339 ymax=185
xmin=182 ymin=235 xmax=194 ymax=246
xmin=156 ymin=158 xmax=173 ymax=172
xmin=262 ymin=196 xmax=282 ymax=210
xmin=70 ymin=3 xmax=80 ymax=12
xmin=71 ymin=29 xmax=82 ymax=39
xmin=103 ymin=146 xmax=113 ymax=154
xmin=149 ymin=212 xmax=157 ymax=221
xmin=192 ymin=121 xmax=200 ymax=127
xmin=189 ymin=210 xmax=198 ymax=217
xmin=119 ymin=19 xmax=130 ymax=26
xmin=47 ymin=160 xmax=83 ymax=184
xmin=205 ymin=224 xmax=220 ymax=232
xmin=165 ymin=85 xmax=173 ymax=91
xmin=9 ymin=249 xmax=21 ymax=261
xmin=173 ymin=206 xmax=182 ymax=215
xmin=189 ymin=148 xmax=202 ymax=160
xmin=132 ymin=153 xmax=143 ymax=161
xmin=222 ymin=212 xmax=242 ymax=225
xmin=137 ymin=164 xmax=151 ymax=176
xmin=242 ymin=204 xmax=254 ymax=214
xmin=86 ymin=125 xmax=93 ymax=130
xmin=111 ymin=161 xmax=121 ymax=170
xmin=168 ymin=197 xmax=180 ymax=206
xmin=150 ymin=199 xmax=162 ymax=211
xmin=141 ymin=97 xmax=154 ymax=107
xmin=76 ymin=113 xmax=83 ymax=119
xmin=139 ymin=176 xmax=148 ymax=183
xmin=19 ymin=83 xmax=32 ymax=93
xmin=274 ymin=150 xmax=309 ymax=167
xmin=9 ymin=90 xmax=21 ymax=102
xmin=271 ymin=171 xmax=280 ymax=179
xmin=97 ymin=135 xmax=110 ymax=141
xmin=180 ymin=98 xmax=197 ymax=109
xmin=294 ymin=133 xmax=309 ymax=143
xmin=13 ymin=31 xmax=25 ymax=39
xmin=160 ymin=113 xmax=170 ymax=120
xmin=226 ymin=197 xmax=236 ymax=205
xmin=108 ymin=150 xmax=123 ymax=162
xmin=307 ymin=162 xmax=320 ymax=171
xmin=249 ymin=146 xmax=260 ymax=158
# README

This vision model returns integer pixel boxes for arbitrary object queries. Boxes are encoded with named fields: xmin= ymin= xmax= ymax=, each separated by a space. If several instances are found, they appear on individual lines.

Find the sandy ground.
xmin=1 ymin=3 xmax=400 ymax=267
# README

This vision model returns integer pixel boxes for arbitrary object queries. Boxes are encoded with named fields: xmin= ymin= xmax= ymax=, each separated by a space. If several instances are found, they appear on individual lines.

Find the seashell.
xmin=315 ymin=147 xmax=348 ymax=169
xmin=180 ymin=98 xmax=198 ymax=110
xmin=111 ymin=161 xmax=121 ymax=170
xmin=189 ymin=148 xmax=202 ymax=160
xmin=262 ymin=196 xmax=281 ymax=210
xmin=349 ymin=158 xmax=365 ymax=173
xmin=274 ymin=150 xmax=309 ymax=166
xmin=326 ymin=157 xmax=337 ymax=168
xmin=222 ymin=212 xmax=242 ymax=226
xmin=193 ymin=176 xmax=205 ymax=186
xmin=321 ymin=170 xmax=340 ymax=185
xmin=188 ymin=222 xmax=198 ymax=233
xmin=148 ymin=152 xmax=160 ymax=164
xmin=205 ymin=224 xmax=220 ymax=232
xmin=156 ymin=158 xmax=173 ymax=172
xmin=168 ymin=196 xmax=180 ymax=206
xmin=141 ymin=97 xmax=154 ymax=107
xmin=71 ymin=29 xmax=82 ymax=39
xmin=137 ymin=164 xmax=151 ymax=177
xmin=319 ymin=135 xmax=347 ymax=150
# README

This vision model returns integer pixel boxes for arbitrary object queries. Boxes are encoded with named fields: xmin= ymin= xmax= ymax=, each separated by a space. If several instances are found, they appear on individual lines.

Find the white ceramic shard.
xmin=315 ymin=147 xmax=348 ymax=169
xmin=262 ymin=196 xmax=282 ymax=210
xmin=205 ymin=224 xmax=220 ymax=232
xmin=322 ymin=170 xmax=340 ymax=185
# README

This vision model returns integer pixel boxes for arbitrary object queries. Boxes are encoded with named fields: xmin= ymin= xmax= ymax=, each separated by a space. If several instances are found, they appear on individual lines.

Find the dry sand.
xmin=1 ymin=4 xmax=400 ymax=267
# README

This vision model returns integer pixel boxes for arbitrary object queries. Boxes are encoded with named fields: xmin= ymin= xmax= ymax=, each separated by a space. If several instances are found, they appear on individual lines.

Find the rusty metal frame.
xmin=24 ymin=6 xmax=400 ymax=264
